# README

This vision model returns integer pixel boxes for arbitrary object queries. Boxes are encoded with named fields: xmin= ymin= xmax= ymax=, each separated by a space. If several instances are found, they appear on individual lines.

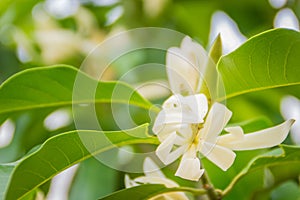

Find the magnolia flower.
xmin=153 ymin=36 xmax=295 ymax=181
xmin=125 ymin=157 xmax=189 ymax=200
xmin=154 ymin=95 xmax=294 ymax=181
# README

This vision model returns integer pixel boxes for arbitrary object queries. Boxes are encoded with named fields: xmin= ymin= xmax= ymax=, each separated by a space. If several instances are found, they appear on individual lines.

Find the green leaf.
xmin=222 ymin=145 xmax=300 ymax=200
xmin=100 ymin=184 xmax=206 ymax=200
xmin=0 ymin=65 xmax=154 ymax=118
xmin=217 ymin=28 xmax=300 ymax=101
xmin=0 ymin=163 xmax=15 ymax=200
xmin=251 ymin=180 xmax=300 ymax=200
xmin=4 ymin=124 xmax=159 ymax=200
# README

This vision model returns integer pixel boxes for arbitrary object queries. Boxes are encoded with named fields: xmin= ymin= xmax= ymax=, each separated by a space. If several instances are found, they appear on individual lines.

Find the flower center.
xmin=191 ymin=123 xmax=203 ymax=146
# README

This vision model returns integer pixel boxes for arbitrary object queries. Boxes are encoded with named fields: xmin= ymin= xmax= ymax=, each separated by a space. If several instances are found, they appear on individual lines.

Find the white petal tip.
xmin=175 ymin=169 xmax=205 ymax=181
xmin=175 ymin=158 xmax=204 ymax=181
xmin=124 ymin=174 xmax=133 ymax=188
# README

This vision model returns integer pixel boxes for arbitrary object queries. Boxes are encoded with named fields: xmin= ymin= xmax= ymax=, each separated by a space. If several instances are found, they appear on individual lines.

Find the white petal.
xmin=143 ymin=157 xmax=165 ymax=178
xmin=175 ymin=145 xmax=204 ymax=181
xmin=153 ymin=94 xmax=207 ymax=134
xmin=175 ymin=156 xmax=204 ymax=181
xmin=184 ymin=94 xmax=208 ymax=122
xmin=155 ymin=124 xmax=191 ymax=142
xmin=167 ymin=47 xmax=199 ymax=95
xmin=152 ymin=107 xmax=181 ymax=138
xmin=176 ymin=124 xmax=194 ymax=142
xmin=198 ymin=103 xmax=232 ymax=147
xmin=153 ymin=94 xmax=208 ymax=138
xmin=219 ymin=119 xmax=295 ymax=150
xmin=156 ymin=133 xmax=187 ymax=165
xmin=166 ymin=36 xmax=208 ymax=95
xmin=219 ymin=126 xmax=244 ymax=144
xmin=181 ymin=37 xmax=209 ymax=72
xmin=202 ymin=143 xmax=236 ymax=171
xmin=180 ymin=37 xmax=209 ymax=93
xmin=124 ymin=174 xmax=139 ymax=188
xmin=181 ymin=36 xmax=208 ymax=65
xmin=163 ymin=94 xmax=207 ymax=124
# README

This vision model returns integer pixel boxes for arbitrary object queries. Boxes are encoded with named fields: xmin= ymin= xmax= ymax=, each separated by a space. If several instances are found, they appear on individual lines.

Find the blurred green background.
xmin=1 ymin=0 xmax=300 ymax=199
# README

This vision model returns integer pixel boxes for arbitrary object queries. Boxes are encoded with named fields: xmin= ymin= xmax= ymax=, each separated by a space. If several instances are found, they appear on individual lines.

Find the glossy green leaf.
xmin=0 ymin=65 xmax=154 ymax=119
xmin=100 ymin=184 xmax=206 ymax=200
xmin=217 ymin=29 xmax=300 ymax=101
xmin=222 ymin=145 xmax=300 ymax=200
xmin=4 ymin=124 xmax=159 ymax=200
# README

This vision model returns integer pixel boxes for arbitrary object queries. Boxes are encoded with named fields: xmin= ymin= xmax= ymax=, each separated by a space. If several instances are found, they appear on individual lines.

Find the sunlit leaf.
xmin=222 ymin=145 xmax=300 ymax=200
xmin=0 ymin=65 xmax=154 ymax=118
xmin=218 ymin=29 xmax=300 ymax=101
xmin=4 ymin=124 xmax=159 ymax=200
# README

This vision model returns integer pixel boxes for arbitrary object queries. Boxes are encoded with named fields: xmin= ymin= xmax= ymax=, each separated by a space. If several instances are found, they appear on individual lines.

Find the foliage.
xmin=1 ymin=1 xmax=300 ymax=200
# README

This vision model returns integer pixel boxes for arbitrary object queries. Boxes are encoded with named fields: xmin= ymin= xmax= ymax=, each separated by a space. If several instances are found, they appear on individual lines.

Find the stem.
xmin=201 ymin=172 xmax=222 ymax=200
xmin=173 ymin=187 xmax=207 ymax=195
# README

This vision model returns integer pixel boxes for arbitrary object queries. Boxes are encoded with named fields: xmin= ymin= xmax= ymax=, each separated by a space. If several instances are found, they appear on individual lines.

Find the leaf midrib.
xmin=0 ymin=99 xmax=156 ymax=116
xmin=7 ymin=130 xmax=159 ymax=200
xmin=216 ymin=81 xmax=300 ymax=102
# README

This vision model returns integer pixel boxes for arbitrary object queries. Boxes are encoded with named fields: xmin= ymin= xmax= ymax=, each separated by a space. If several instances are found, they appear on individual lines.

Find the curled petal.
xmin=166 ymin=36 xmax=207 ymax=95
xmin=175 ymin=157 xmax=204 ymax=181
xmin=201 ymin=143 xmax=236 ymax=171
xmin=219 ymin=119 xmax=295 ymax=150
xmin=156 ymin=133 xmax=188 ymax=165
xmin=175 ymin=145 xmax=204 ymax=181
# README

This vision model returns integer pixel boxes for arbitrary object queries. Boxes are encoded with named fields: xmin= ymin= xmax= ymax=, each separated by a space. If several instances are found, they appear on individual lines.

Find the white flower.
xmin=166 ymin=36 xmax=208 ymax=95
xmin=154 ymin=95 xmax=294 ymax=181
xmin=153 ymin=36 xmax=295 ymax=181
xmin=281 ymin=95 xmax=300 ymax=144
xmin=125 ymin=157 xmax=189 ymax=200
